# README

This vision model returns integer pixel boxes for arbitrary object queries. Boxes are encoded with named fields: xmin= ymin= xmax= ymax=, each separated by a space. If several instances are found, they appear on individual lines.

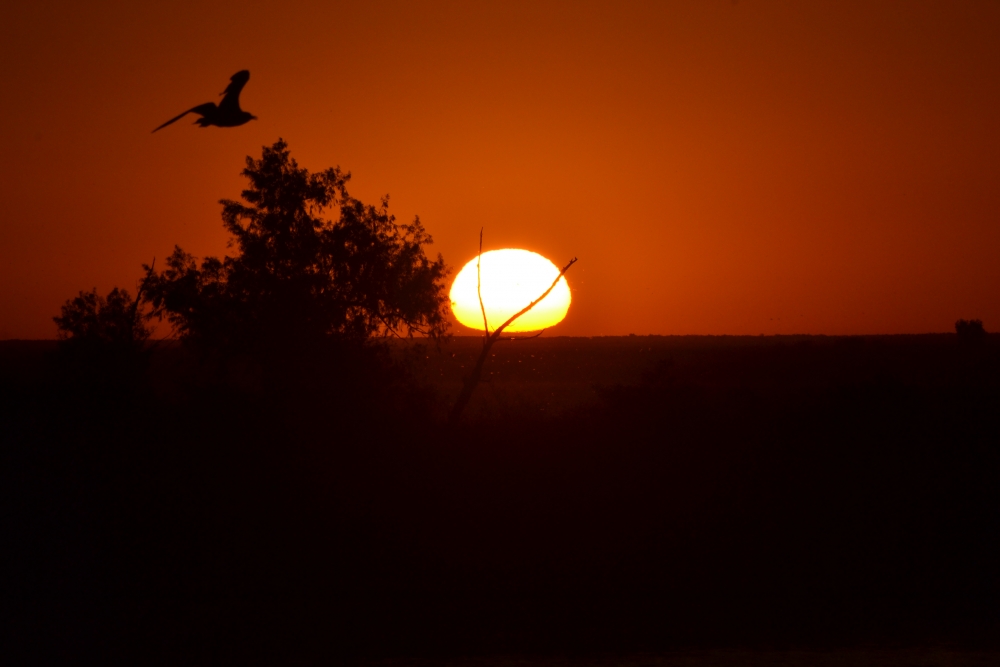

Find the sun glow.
xmin=450 ymin=249 xmax=571 ymax=333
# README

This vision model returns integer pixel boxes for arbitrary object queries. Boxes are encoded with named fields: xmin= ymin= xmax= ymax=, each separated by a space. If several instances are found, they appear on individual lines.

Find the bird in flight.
xmin=152 ymin=70 xmax=257 ymax=133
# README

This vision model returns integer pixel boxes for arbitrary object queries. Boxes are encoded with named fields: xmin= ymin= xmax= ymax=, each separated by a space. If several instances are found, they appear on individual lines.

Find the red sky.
xmin=2 ymin=1 xmax=999 ymax=338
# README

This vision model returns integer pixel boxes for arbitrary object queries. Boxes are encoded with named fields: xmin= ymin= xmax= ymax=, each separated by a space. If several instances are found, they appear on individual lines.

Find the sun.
xmin=450 ymin=249 xmax=571 ymax=333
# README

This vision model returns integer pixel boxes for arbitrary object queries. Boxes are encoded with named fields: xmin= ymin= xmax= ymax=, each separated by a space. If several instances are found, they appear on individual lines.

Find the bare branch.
xmin=488 ymin=257 xmax=576 ymax=343
xmin=449 ymin=250 xmax=577 ymax=426
xmin=376 ymin=313 xmax=404 ymax=339
xmin=131 ymin=257 xmax=156 ymax=322
xmin=477 ymin=228 xmax=489 ymax=343
xmin=135 ymin=257 xmax=155 ymax=305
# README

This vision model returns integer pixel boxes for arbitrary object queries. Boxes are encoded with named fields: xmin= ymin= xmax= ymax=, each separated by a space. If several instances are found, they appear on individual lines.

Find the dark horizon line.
xmin=1 ymin=331 xmax=992 ymax=344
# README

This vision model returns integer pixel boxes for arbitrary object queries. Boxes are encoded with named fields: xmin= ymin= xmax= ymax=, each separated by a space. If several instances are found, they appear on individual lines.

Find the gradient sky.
xmin=2 ymin=0 xmax=999 ymax=338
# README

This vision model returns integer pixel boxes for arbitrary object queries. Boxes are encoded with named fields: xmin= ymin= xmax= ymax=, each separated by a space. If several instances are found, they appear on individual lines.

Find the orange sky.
xmin=2 ymin=1 xmax=999 ymax=338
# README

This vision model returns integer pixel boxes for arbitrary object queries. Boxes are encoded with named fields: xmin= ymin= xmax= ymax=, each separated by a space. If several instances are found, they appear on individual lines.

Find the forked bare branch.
xmin=490 ymin=257 xmax=576 ymax=338
xmin=449 ymin=234 xmax=577 ymax=425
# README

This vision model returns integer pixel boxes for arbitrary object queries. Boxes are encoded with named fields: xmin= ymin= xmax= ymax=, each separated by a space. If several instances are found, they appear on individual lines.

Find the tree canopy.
xmin=142 ymin=139 xmax=450 ymax=353
xmin=955 ymin=318 xmax=987 ymax=342
xmin=52 ymin=286 xmax=152 ymax=387
xmin=54 ymin=286 xmax=150 ymax=350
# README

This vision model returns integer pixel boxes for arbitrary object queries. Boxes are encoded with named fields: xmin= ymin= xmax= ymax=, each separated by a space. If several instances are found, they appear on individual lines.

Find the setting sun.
xmin=450 ymin=249 xmax=571 ymax=332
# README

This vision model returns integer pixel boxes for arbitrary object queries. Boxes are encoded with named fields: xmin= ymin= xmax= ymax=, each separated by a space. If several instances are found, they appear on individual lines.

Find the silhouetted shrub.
xmin=52 ymin=286 xmax=151 ymax=388
xmin=955 ymin=318 xmax=986 ymax=342
xmin=53 ymin=287 xmax=149 ymax=348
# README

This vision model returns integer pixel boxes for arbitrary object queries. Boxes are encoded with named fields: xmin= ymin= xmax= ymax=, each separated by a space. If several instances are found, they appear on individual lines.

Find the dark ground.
xmin=2 ymin=334 xmax=999 ymax=665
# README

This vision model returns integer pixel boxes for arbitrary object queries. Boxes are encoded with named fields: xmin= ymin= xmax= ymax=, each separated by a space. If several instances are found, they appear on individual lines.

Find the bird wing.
xmin=219 ymin=70 xmax=250 ymax=112
xmin=151 ymin=103 xmax=217 ymax=133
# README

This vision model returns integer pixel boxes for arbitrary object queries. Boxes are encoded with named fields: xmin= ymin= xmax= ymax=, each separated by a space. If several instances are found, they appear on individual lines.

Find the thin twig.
xmin=376 ymin=313 xmax=404 ymax=339
xmin=131 ymin=258 xmax=155 ymax=324
xmin=477 ymin=228 xmax=489 ymax=344
xmin=131 ymin=258 xmax=158 ymax=349
xmin=134 ymin=257 xmax=155 ymax=306
xmin=488 ymin=257 xmax=576 ymax=341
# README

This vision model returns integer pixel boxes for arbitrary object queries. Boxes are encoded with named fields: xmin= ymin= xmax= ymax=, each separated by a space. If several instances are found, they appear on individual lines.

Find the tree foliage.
xmin=53 ymin=287 xmax=150 ymax=350
xmin=955 ymin=318 xmax=986 ymax=342
xmin=142 ymin=139 xmax=450 ymax=353
xmin=52 ymin=286 xmax=152 ymax=387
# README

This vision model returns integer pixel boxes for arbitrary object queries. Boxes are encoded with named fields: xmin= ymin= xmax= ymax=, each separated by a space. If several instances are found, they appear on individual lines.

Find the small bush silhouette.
xmin=955 ymin=318 xmax=986 ymax=342
xmin=52 ymin=286 xmax=151 ymax=386
xmin=54 ymin=286 xmax=150 ymax=350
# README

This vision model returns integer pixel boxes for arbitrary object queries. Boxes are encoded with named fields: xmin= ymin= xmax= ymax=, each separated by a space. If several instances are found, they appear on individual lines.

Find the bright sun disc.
xmin=450 ymin=249 xmax=571 ymax=332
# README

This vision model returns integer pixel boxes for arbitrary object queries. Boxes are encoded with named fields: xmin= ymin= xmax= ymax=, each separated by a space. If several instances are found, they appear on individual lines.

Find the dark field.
xmin=3 ymin=335 xmax=1000 ymax=665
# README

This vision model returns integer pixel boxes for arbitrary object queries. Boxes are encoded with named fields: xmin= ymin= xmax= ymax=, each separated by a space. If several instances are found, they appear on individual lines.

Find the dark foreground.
xmin=3 ymin=335 xmax=999 ymax=665
xmin=368 ymin=648 xmax=1000 ymax=666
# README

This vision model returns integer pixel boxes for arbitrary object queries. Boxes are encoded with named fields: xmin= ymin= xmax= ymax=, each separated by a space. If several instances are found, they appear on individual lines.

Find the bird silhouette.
xmin=152 ymin=70 xmax=257 ymax=133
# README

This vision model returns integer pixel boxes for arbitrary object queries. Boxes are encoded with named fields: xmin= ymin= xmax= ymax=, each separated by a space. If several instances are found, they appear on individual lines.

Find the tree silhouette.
xmin=53 ymin=285 xmax=152 ymax=386
xmin=142 ymin=139 xmax=449 ymax=357
xmin=54 ymin=286 xmax=150 ymax=350
xmin=955 ymin=318 xmax=986 ymax=342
